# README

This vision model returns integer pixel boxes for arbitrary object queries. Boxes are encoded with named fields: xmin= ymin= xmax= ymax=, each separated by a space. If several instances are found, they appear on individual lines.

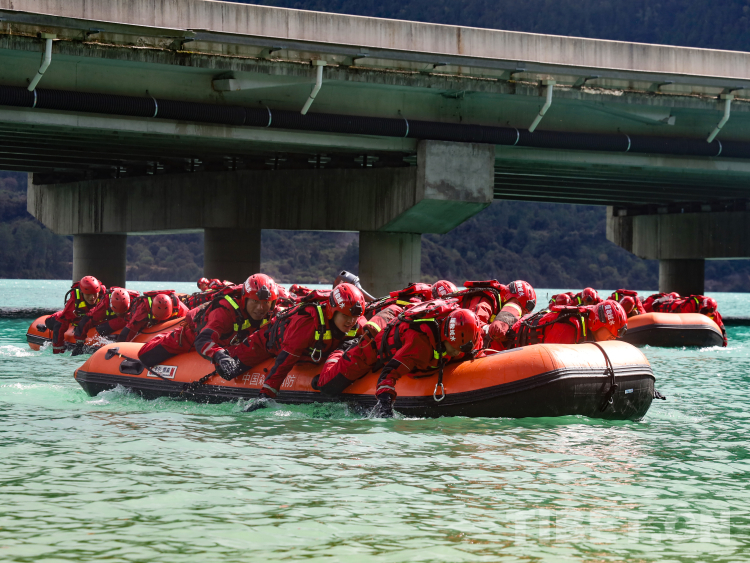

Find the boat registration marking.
xmin=625 ymin=388 xmax=633 ymax=394
xmin=149 ymin=365 xmax=178 ymax=379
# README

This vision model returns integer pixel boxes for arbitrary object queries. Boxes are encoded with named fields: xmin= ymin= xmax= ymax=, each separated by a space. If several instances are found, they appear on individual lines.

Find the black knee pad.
xmin=319 ymin=372 xmax=355 ymax=397
xmin=139 ymin=345 xmax=175 ymax=368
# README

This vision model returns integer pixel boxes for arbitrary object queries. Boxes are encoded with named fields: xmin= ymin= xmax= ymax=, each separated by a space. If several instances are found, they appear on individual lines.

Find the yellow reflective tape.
xmin=346 ymin=329 xmax=357 ymax=337
xmin=364 ymin=321 xmax=382 ymax=333
xmin=396 ymin=300 xmax=412 ymax=306
xmin=261 ymin=319 xmax=268 ymax=327
xmin=413 ymin=318 xmax=435 ymax=322
xmin=316 ymin=305 xmax=325 ymax=325
xmin=323 ymin=330 xmax=332 ymax=340
xmin=489 ymin=314 xmax=496 ymax=322
xmin=225 ymin=296 xmax=240 ymax=310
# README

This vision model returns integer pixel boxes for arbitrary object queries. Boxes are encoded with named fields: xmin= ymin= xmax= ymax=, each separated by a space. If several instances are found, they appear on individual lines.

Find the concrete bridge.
xmin=2 ymin=0 xmax=750 ymax=295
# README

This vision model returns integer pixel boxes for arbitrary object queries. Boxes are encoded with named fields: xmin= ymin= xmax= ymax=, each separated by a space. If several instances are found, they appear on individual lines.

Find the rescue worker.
xmin=663 ymin=295 xmax=727 ymax=346
xmin=117 ymin=290 xmax=188 ymax=343
xmin=431 ymin=280 xmax=457 ymax=299
xmin=484 ymin=281 xmax=537 ymax=350
xmin=224 ymin=283 xmax=367 ymax=410
xmin=608 ymin=289 xmax=646 ymax=317
xmin=643 ymin=292 xmax=680 ymax=313
xmin=138 ymin=274 xmax=278 ymax=368
xmin=277 ymin=284 xmax=298 ymax=308
xmin=289 ymin=284 xmax=313 ymax=300
xmin=197 ymin=278 xmax=210 ymax=292
xmin=44 ymin=276 xmax=106 ymax=355
xmin=550 ymin=288 xmax=601 ymax=307
xmin=373 ymin=304 xmax=482 ymax=417
xmin=364 ymin=282 xmax=434 ymax=319
xmin=510 ymin=300 xmax=628 ymax=347
xmin=71 ymin=287 xmax=139 ymax=355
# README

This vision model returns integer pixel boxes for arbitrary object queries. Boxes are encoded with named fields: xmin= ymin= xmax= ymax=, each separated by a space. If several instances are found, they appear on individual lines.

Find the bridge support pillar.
xmin=359 ymin=232 xmax=421 ymax=298
xmin=659 ymin=259 xmax=705 ymax=295
xmin=204 ymin=228 xmax=261 ymax=284
xmin=607 ymin=206 xmax=750 ymax=294
xmin=73 ymin=234 xmax=127 ymax=288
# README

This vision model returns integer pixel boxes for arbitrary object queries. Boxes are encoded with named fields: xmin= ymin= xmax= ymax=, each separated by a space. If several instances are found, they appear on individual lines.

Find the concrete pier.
xmin=204 ymin=228 xmax=261 ymax=285
xmin=659 ymin=259 xmax=705 ymax=296
xmin=72 ymin=234 xmax=127 ymax=289
xmin=359 ymin=232 xmax=421 ymax=298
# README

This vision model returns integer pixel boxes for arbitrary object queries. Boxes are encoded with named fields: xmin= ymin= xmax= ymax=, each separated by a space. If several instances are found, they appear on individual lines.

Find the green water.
xmin=1 ymin=281 xmax=749 ymax=562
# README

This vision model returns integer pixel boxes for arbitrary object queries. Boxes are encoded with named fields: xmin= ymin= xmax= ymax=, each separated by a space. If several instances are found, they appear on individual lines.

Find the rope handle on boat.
xmin=104 ymin=347 xmax=173 ymax=383
xmin=591 ymin=342 xmax=618 ymax=412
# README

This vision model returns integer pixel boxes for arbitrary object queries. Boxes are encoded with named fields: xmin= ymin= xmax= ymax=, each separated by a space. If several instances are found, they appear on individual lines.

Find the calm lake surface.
xmin=1 ymin=280 xmax=748 ymax=562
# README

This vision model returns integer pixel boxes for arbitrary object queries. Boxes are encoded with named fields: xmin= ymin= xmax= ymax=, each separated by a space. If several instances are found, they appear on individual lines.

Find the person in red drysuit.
xmin=44 ymin=276 xmax=106 ymax=355
xmin=117 ymin=290 xmax=188 ymax=343
xmin=510 ymin=300 xmax=628 ymax=347
xmin=71 ymin=287 xmax=139 ymax=355
xmin=607 ymin=289 xmax=646 ymax=317
xmin=314 ymin=304 xmax=405 ymax=396
xmin=373 ymin=305 xmax=482 ymax=417
xmin=482 ymin=280 xmax=538 ymax=350
xmin=226 ymin=283 xmax=367 ymax=411
xmin=431 ymin=280 xmax=457 ymax=299
xmin=364 ymin=282 xmax=434 ymax=320
xmin=642 ymin=292 xmax=680 ymax=313
xmin=138 ymin=274 xmax=278 ymax=368
xmin=663 ymin=295 xmax=727 ymax=346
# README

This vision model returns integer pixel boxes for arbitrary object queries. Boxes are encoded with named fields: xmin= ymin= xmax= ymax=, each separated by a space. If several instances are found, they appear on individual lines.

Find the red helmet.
xmin=277 ymin=284 xmax=291 ymax=300
xmin=151 ymin=294 xmax=173 ymax=321
xmin=589 ymin=300 xmax=628 ymax=339
xmin=443 ymin=309 xmax=482 ymax=353
xmin=554 ymin=293 xmax=572 ymax=306
xmin=197 ymin=277 xmax=209 ymax=291
xmin=328 ymin=283 xmax=366 ymax=318
xmin=699 ymin=297 xmax=718 ymax=314
xmin=431 ymin=280 xmax=457 ymax=299
xmin=243 ymin=274 xmax=278 ymax=302
xmin=581 ymin=287 xmax=600 ymax=305
xmin=619 ymin=296 xmax=635 ymax=314
xmin=669 ymin=292 xmax=681 ymax=299
xmin=110 ymin=288 xmax=131 ymax=314
xmin=80 ymin=276 xmax=102 ymax=295
xmin=502 ymin=281 xmax=536 ymax=314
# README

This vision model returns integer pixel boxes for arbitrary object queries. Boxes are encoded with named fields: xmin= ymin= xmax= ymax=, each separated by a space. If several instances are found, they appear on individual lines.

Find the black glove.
xmin=213 ymin=349 xmax=242 ymax=381
xmin=96 ymin=323 xmax=114 ymax=337
xmin=70 ymin=341 xmax=85 ymax=357
xmin=374 ymin=394 xmax=394 ymax=418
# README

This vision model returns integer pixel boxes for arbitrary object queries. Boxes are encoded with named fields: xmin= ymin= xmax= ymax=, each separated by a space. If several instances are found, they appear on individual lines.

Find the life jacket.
xmin=139 ymin=290 xmax=183 ymax=325
xmin=376 ymin=299 xmax=458 ymax=374
xmin=364 ymin=283 xmax=433 ymax=320
xmin=63 ymin=282 xmax=101 ymax=318
xmin=445 ymin=282 xmax=503 ymax=323
xmin=181 ymin=289 xmax=220 ymax=310
xmin=511 ymin=307 xmax=592 ymax=347
xmin=609 ymin=289 xmax=644 ymax=315
xmin=265 ymin=290 xmax=358 ymax=362
xmin=190 ymin=285 xmax=264 ymax=344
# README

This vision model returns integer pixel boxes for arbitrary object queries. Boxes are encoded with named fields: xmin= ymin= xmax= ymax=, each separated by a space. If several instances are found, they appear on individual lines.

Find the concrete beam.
xmin=28 ymin=140 xmax=493 ymax=236
xmin=607 ymin=208 xmax=750 ymax=259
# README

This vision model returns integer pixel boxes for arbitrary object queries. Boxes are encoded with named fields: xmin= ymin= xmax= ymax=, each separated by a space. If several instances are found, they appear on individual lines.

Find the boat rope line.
xmin=591 ymin=342 xmax=618 ymax=412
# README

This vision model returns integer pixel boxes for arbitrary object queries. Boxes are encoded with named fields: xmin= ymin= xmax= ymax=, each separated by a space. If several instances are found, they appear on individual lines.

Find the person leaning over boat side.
xmin=138 ymin=274 xmax=278 ymax=368
xmin=642 ymin=292 xmax=680 ymax=313
xmin=663 ymin=295 xmax=727 ymax=346
xmin=43 ymin=276 xmax=106 ymax=355
xmin=364 ymin=282 xmax=434 ymax=320
xmin=431 ymin=280 xmax=457 ymax=299
xmin=607 ymin=289 xmax=646 ymax=317
xmin=117 ymin=290 xmax=188 ymax=343
xmin=71 ymin=287 xmax=139 ymax=354
xmin=510 ymin=300 xmax=628 ymax=347
xmin=225 ymin=283 xmax=367 ymax=410
xmin=484 ymin=281 xmax=537 ymax=351
xmin=316 ymin=301 xmax=482 ymax=417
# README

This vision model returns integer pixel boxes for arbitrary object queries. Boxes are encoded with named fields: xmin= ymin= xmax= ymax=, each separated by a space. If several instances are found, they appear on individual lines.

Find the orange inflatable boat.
xmin=620 ymin=313 xmax=723 ymax=347
xmin=74 ymin=340 xmax=657 ymax=420
xmin=26 ymin=315 xmax=184 ymax=352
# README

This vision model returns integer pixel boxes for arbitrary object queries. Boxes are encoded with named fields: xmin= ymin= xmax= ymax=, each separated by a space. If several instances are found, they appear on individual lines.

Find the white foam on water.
xmin=0 ymin=344 xmax=40 ymax=358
